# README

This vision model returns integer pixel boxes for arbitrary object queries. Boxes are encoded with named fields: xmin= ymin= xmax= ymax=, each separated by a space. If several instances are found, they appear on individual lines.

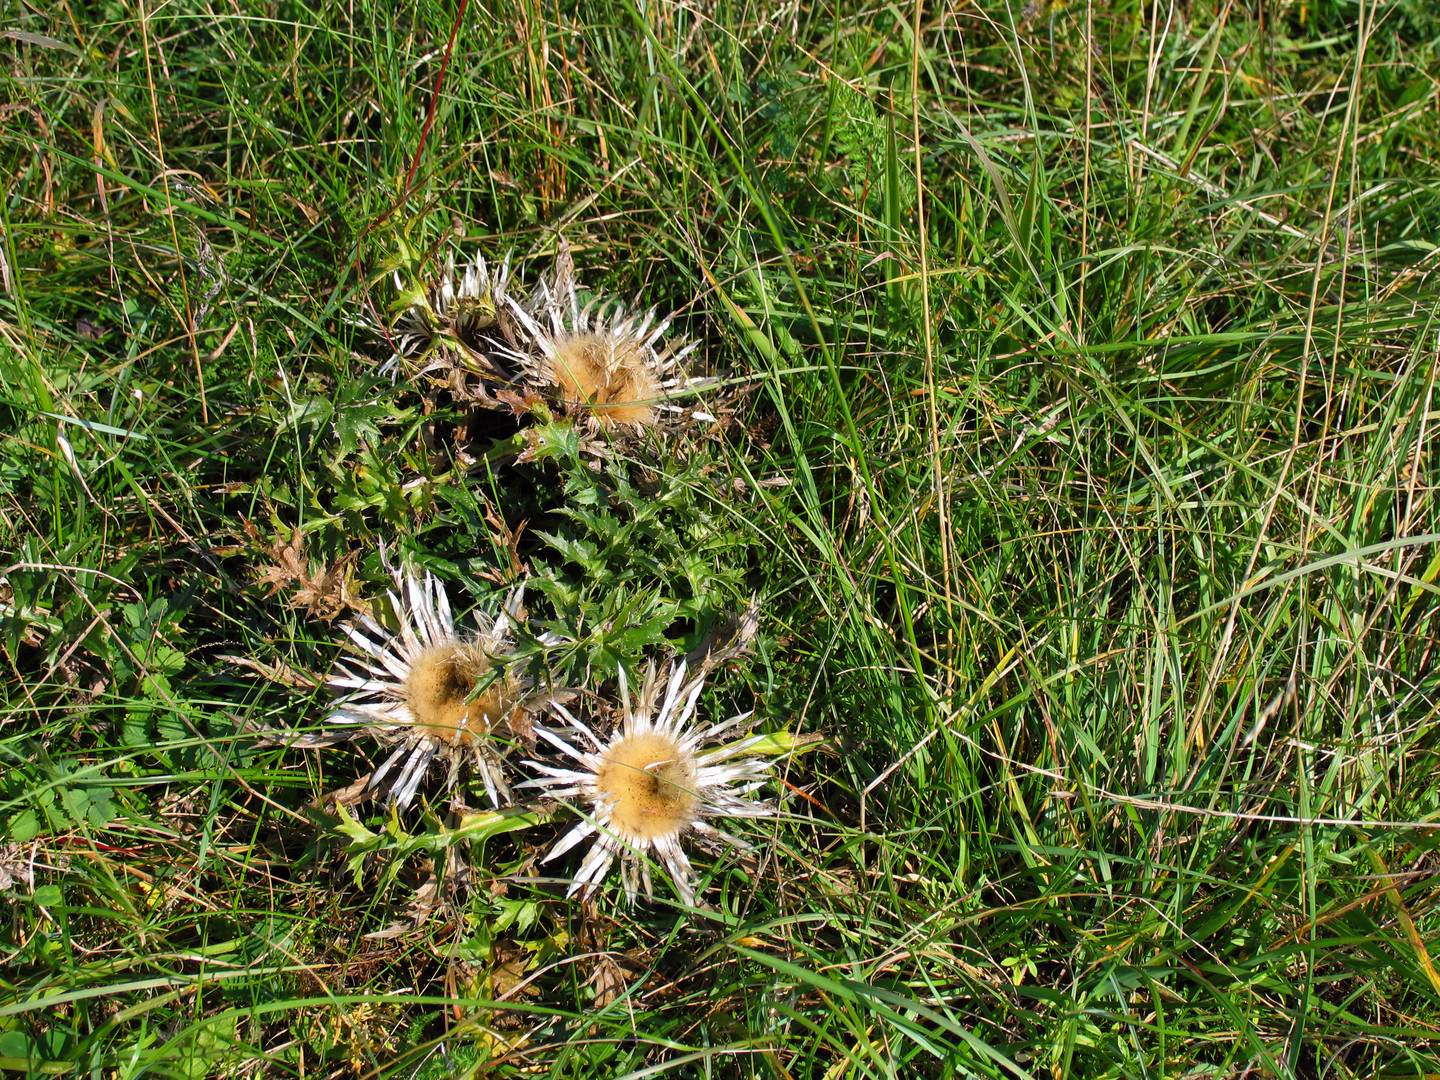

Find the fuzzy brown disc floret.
xmin=521 ymin=661 xmax=773 ymax=905
xmin=403 ymin=642 xmax=518 ymax=748
xmin=504 ymin=268 xmax=714 ymax=438
xmin=593 ymin=730 xmax=700 ymax=841
xmin=545 ymin=332 xmax=663 ymax=429
xmin=272 ymin=565 xmax=554 ymax=810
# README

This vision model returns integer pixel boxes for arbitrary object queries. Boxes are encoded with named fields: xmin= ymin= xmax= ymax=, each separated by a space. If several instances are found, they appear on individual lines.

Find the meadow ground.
xmin=4 ymin=0 xmax=1440 ymax=1076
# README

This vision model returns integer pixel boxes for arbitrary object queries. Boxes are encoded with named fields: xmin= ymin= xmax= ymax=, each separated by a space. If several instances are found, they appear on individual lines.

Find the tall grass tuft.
xmin=3 ymin=0 xmax=1440 ymax=1076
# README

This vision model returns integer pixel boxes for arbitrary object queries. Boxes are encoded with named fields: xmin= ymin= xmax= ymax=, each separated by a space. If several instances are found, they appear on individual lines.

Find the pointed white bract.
xmin=382 ymin=249 xmax=513 ymax=382
xmin=522 ymin=661 xmax=772 ymax=905
xmin=504 ymin=272 xmax=714 ymax=435
xmin=316 ymin=565 xmax=537 ymax=809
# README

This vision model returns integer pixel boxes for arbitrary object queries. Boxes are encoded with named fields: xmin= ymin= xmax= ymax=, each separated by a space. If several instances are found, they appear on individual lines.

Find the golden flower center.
xmin=548 ymin=333 xmax=660 ymax=428
xmin=403 ymin=644 xmax=511 ymax=747
xmin=595 ymin=732 xmax=698 ymax=842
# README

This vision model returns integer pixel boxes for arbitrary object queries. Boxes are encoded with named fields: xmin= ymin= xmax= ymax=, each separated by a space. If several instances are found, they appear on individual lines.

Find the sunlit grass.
xmin=4 ymin=0 xmax=1440 ymax=1076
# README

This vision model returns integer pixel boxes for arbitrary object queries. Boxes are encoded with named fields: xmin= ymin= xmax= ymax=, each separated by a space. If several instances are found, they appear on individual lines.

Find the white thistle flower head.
xmin=383 ymin=249 xmax=513 ymax=382
xmin=505 ymin=276 xmax=712 ymax=435
xmin=522 ymin=661 xmax=772 ymax=905
xmin=324 ymin=565 xmax=539 ymax=810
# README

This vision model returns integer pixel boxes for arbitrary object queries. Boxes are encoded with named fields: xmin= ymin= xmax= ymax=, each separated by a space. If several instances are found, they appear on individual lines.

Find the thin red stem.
xmin=366 ymin=0 xmax=470 ymax=239
xmin=403 ymin=0 xmax=470 ymax=193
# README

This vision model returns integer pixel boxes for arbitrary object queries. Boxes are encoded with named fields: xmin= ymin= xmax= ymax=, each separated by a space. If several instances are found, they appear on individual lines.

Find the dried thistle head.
xmin=503 ymin=259 xmax=715 ymax=441
xmin=381 ymin=249 xmax=516 ymax=391
xmin=261 ymin=564 xmax=558 ymax=811
xmin=522 ymin=661 xmax=773 ymax=905
xmin=543 ymin=328 xmax=665 ymax=429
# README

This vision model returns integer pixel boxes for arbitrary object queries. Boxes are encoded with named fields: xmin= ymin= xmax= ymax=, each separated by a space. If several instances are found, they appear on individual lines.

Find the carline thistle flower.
xmin=383 ymin=249 xmax=512 ymax=382
xmin=522 ymin=661 xmax=773 ymax=905
xmin=505 ymin=273 xmax=714 ymax=436
xmin=319 ymin=566 xmax=546 ymax=810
